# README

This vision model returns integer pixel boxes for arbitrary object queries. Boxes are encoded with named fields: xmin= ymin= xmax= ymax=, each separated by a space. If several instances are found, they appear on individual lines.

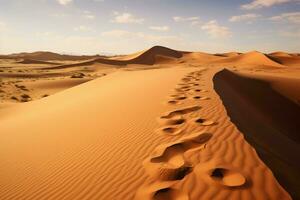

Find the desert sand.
xmin=0 ymin=46 xmax=299 ymax=200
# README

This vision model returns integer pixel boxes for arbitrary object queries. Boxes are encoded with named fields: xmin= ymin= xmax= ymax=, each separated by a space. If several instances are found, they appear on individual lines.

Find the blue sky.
xmin=0 ymin=0 xmax=299 ymax=54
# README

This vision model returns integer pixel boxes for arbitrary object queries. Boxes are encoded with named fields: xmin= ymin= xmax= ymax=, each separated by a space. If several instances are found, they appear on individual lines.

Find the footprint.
xmin=153 ymin=188 xmax=189 ymax=200
xmin=174 ymin=96 xmax=187 ymax=101
xmin=167 ymin=100 xmax=179 ymax=105
xmin=150 ymin=132 xmax=213 ymax=167
xmin=181 ymin=78 xmax=191 ymax=82
xmin=195 ymin=161 xmax=247 ymax=189
xmin=161 ymin=105 xmax=201 ymax=119
xmin=155 ymin=165 xmax=192 ymax=181
xmin=158 ymin=126 xmax=183 ymax=136
xmin=210 ymin=168 xmax=246 ymax=187
xmin=192 ymin=96 xmax=210 ymax=100
xmin=163 ymin=117 xmax=185 ymax=126
xmin=194 ymin=118 xmax=216 ymax=126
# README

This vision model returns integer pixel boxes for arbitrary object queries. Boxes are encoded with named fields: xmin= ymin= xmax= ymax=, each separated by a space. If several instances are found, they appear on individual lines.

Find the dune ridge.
xmin=213 ymin=69 xmax=300 ymax=199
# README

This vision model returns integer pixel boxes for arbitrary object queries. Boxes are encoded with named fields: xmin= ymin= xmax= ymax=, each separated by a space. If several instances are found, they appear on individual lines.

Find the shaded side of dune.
xmin=213 ymin=69 xmax=300 ymax=199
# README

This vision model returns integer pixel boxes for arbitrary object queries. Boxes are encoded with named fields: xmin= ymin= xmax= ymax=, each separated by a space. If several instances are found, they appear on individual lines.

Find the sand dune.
xmin=267 ymin=54 xmax=300 ymax=67
xmin=17 ymin=59 xmax=60 ymax=65
xmin=43 ymin=46 xmax=183 ymax=69
xmin=213 ymin=69 xmax=300 ymax=199
xmin=0 ymin=46 xmax=299 ymax=200
xmin=269 ymin=52 xmax=292 ymax=57
xmin=214 ymin=51 xmax=284 ymax=67
xmin=8 ymin=51 xmax=101 ymax=61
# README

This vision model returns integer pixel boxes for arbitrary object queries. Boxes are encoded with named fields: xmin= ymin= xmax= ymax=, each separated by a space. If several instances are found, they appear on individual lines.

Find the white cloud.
xmin=229 ymin=13 xmax=261 ymax=22
xmin=269 ymin=12 xmax=300 ymax=24
xmin=56 ymin=0 xmax=73 ymax=5
xmin=149 ymin=26 xmax=170 ymax=32
xmin=241 ymin=0 xmax=293 ymax=10
xmin=82 ymin=11 xmax=95 ymax=20
xmin=112 ymin=12 xmax=144 ymax=24
xmin=201 ymin=20 xmax=231 ymax=38
xmin=173 ymin=16 xmax=199 ymax=22
xmin=74 ymin=25 xmax=93 ymax=32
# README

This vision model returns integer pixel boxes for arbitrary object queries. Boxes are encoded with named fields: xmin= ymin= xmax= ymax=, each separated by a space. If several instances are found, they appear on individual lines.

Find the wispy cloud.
xmin=229 ymin=13 xmax=261 ymax=22
xmin=241 ymin=0 xmax=293 ymax=10
xmin=173 ymin=16 xmax=199 ymax=22
xmin=82 ymin=11 xmax=95 ymax=20
xmin=149 ymin=26 xmax=169 ymax=32
xmin=201 ymin=20 xmax=231 ymax=38
xmin=112 ymin=12 xmax=144 ymax=24
xmin=56 ymin=0 xmax=73 ymax=5
xmin=269 ymin=12 xmax=300 ymax=23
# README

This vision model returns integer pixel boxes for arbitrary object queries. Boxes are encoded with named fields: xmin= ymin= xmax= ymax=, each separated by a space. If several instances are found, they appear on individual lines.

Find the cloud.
xmin=229 ymin=13 xmax=261 ymax=22
xmin=201 ymin=20 xmax=231 ymax=38
xmin=149 ymin=26 xmax=169 ymax=32
xmin=269 ymin=12 xmax=300 ymax=24
xmin=74 ymin=25 xmax=93 ymax=32
xmin=241 ymin=0 xmax=293 ymax=10
xmin=82 ymin=11 xmax=95 ymax=20
xmin=173 ymin=16 xmax=199 ymax=22
xmin=56 ymin=0 xmax=73 ymax=5
xmin=112 ymin=12 xmax=144 ymax=24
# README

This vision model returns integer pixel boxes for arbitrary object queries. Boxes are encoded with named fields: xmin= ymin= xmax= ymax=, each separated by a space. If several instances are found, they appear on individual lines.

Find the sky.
xmin=0 ymin=0 xmax=300 ymax=55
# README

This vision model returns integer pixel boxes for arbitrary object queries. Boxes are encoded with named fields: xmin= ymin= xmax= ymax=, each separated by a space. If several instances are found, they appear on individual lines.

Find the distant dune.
xmin=267 ymin=53 xmax=300 ymax=67
xmin=6 ymin=51 xmax=102 ymax=61
xmin=214 ymin=51 xmax=284 ymax=67
xmin=17 ymin=59 xmax=60 ymax=65
xmin=42 ymin=46 xmax=183 ymax=69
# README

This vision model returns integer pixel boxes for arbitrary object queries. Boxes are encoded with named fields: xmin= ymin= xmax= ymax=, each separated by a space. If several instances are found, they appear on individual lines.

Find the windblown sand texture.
xmin=0 ymin=46 xmax=299 ymax=200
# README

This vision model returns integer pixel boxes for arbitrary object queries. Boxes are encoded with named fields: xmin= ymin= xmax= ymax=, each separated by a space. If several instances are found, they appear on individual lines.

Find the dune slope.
xmin=213 ymin=69 xmax=300 ymax=199
xmin=0 ymin=67 xmax=195 ymax=200
xmin=215 ymin=51 xmax=284 ymax=67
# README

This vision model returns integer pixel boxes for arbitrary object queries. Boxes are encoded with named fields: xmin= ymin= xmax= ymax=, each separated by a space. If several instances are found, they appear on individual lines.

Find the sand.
xmin=0 ymin=46 xmax=299 ymax=200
